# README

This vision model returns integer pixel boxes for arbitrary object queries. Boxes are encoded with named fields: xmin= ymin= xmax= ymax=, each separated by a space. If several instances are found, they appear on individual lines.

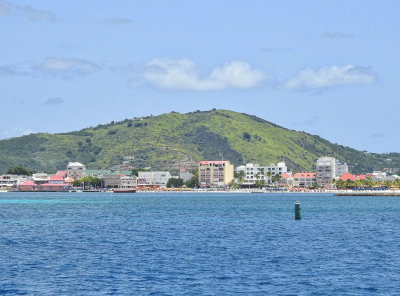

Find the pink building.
xmin=37 ymin=174 xmax=71 ymax=191
xmin=19 ymin=181 xmax=37 ymax=191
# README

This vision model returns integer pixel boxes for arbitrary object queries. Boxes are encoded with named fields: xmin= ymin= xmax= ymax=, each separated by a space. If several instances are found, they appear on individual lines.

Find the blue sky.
xmin=0 ymin=1 xmax=399 ymax=153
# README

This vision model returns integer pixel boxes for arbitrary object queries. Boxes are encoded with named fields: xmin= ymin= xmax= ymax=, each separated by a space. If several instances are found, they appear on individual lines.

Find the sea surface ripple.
xmin=0 ymin=192 xmax=399 ymax=295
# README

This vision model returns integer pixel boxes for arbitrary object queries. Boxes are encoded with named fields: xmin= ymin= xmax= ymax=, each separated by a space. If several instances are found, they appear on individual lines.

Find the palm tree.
xmin=266 ymin=171 xmax=272 ymax=185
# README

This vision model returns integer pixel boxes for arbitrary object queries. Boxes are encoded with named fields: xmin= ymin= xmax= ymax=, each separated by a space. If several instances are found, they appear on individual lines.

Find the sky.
xmin=0 ymin=1 xmax=399 ymax=153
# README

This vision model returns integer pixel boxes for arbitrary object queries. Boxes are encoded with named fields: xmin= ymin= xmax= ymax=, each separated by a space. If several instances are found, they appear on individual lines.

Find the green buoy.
xmin=295 ymin=201 xmax=301 ymax=220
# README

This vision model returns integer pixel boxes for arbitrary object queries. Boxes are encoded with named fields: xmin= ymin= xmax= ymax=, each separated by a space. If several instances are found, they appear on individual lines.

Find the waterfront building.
xmin=280 ymin=172 xmax=316 ymax=188
xmin=65 ymin=177 xmax=74 ymax=187
xmin=102 ymin=174 xmax=122 ymax=188
xmin=372 ymin=171 xmax=387 ymax=180
xmin=335 ymin=160 xmax=349 ymax=178
xmin=86 ymin=169 xmax=132 ymax=178
xmin=19 ymin=180 xmax=37 ymax=191
xmin=0 ymin=175 xmax=23 ymax=190
xmin=339 ymin=173 xmax=366 ymax=181
xmin=199 ymin=161 xmax=234 ymax=188
xmin=179 ymin=166 xmax=193 ymax=182
xmin=316 ymin=157 xmax=335 ymax=187
xmin=293 ymin=172 xmax=317 ymax=188
xmin=49 ymin=174 xmax=65 ymax=184
xmin=56 ymin=170 xmax=68 ymax=178
xmin=316 ymin=157 xmax=347 ymax=187
xmin=38 ymin=174 xmax=70 ymax=191
xmin=280 ymin=173 xmax=294 ymax=188
xmin=138 ymin=171 xmax=171 ymax=188
xmin=32 ymin=172 xmax=50 ymax=185
xmin=67 ymin=162 xmax=86 ymax=180
xmin=120 ymin=175 xmax=137 ymax=189
xmin=236 ymin=162 xmax=288 ymax=186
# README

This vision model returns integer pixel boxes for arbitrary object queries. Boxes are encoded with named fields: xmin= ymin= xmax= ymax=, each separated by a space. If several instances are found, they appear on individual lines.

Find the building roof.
xmin=86 ymin=170 xmax=132 ymax=176
xmin=50 ymin=174 xmax=64 ymax=181
xmin=67 ymin=162 xmax=85 ymax=167
xmin=19 ymin=181 xmax=37 ymax=186
xmin=200 ymin=161 xmax=229 ymax=165
xmin=56 ymin=170 xmax=68 ymax=178
xmin=281 ymin=173 xmax=292 ymax=178
xmin=339 ymin=173 xmax=366 ymax=181
xmin=293 ymin=172 xmax=316 ymax=178
xmin=65 ymin=177 xmax=74 ymax=183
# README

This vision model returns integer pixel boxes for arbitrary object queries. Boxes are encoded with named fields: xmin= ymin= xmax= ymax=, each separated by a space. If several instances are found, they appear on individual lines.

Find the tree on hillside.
xmin=7 ymin=166 xmax=34 ymax=176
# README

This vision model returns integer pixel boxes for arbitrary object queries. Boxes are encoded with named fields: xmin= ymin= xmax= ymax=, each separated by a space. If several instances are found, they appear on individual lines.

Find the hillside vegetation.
xmin=0 ymin=109 xmax=398 ymax=174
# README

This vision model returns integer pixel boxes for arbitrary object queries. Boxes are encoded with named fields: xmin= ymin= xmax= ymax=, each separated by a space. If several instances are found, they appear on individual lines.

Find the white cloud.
xmin=1 ymin=127 xmax=36 ymax=139
xmin=0 ymin=0 xmax=57 ymax=21
xmin=0 ymin=65 xmax=18 ymax=75
xmin=285 ymin=65 xmax=376 ymax=90
xmin=16 ymin=5 xmax=58 ymax=22
xmin=143 ymin=58 xmax=267 ymax=91
xmin=0 ymin=63 xmax=30 ymax=76
xmin=0 ymin=0 xmax=11 ymax=15
xmin=36 ymin=57 xmax=99 ymax=78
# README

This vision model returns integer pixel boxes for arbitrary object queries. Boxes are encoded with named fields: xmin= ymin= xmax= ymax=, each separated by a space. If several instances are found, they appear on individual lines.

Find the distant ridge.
xmin=0 ymin=109 xmax=399 ymax=174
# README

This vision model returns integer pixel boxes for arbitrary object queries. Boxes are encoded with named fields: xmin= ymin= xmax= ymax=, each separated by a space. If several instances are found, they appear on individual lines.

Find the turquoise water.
xmin=0 ymin=192 xmax=399 ymax=295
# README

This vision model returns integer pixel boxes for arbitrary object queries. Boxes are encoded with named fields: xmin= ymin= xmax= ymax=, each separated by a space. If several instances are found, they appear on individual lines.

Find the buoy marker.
xmin=295 ymin=201 xmax=301 ymax=220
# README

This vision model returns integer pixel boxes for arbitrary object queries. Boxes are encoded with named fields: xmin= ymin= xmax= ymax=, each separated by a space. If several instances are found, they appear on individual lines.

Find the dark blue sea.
xmin=1 ymin=192 xmax=399 ymax=295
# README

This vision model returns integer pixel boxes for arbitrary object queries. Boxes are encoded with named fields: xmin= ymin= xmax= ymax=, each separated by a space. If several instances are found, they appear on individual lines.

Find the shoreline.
xmin=3 ymin=189 xmax=400 ymax=195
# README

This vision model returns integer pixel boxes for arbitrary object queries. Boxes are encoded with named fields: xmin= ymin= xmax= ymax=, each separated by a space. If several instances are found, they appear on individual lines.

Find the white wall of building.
xmin=138 ymin=171 xmax=171 ymax=187
xmin=67 ymin=162 xmax=86 ymax=180
xmin=236 ymin=162 xmax=288 ymax=185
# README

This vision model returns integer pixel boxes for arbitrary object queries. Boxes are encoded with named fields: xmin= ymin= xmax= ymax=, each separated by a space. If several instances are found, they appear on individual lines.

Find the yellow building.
xmin=199 ymin=161 xmax=234 ymax=188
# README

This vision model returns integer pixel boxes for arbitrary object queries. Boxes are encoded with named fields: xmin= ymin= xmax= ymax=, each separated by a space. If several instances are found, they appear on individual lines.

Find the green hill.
xmin=0 ymin=109 xmax=398 ymax=174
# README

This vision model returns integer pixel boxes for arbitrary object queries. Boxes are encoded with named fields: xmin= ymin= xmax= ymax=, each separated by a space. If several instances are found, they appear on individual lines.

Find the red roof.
xmin=281 ymin=173 xmax=291 ymax=178
xmin=293 ymin=172 xmax=316 ymax=178
xmin=56 ymin=170 xmax=68 ymax=178
xmin=339 ymin=173 xmax=366 ymax=181
xmin=50 ymin=174 xmax=64 ymax=181
xmin=200 ymin=161 xmax=229 ymax=165
xmin=20 ymin=181 xmax=37 ymax=186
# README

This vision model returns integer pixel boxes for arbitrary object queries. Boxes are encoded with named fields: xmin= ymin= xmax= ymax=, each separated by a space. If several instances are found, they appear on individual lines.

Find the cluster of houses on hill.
xmin=0 ymin=157 xmax=399 ymax=192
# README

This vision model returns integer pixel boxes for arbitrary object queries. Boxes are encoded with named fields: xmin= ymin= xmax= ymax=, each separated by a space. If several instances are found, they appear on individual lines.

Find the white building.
xmin=32 ymin=172 xmax=50 ymax=185
xmin=67 ymin=162 xmax=86 ymax=180
xmin=316 ymin=157 xmax=336 ymax=187
xmin=179 ymin=166 xmax=193 ymax=182
xmin=236 ymin=162 xmax=288 ymax=186
xmin=372 ymin=171 xmax=387 ymax=180
xmin=335 ymin=160 xmax=348 ymax=177
xmin=138 ymin=171 xmax=171 ymax=188
xmin=316 ymin=157 xmax=348 ymax=187
xmin=0 ymin=175 xmax=26 ymax=190
xmin=120 ymin=175 xmax=137 ymax=189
